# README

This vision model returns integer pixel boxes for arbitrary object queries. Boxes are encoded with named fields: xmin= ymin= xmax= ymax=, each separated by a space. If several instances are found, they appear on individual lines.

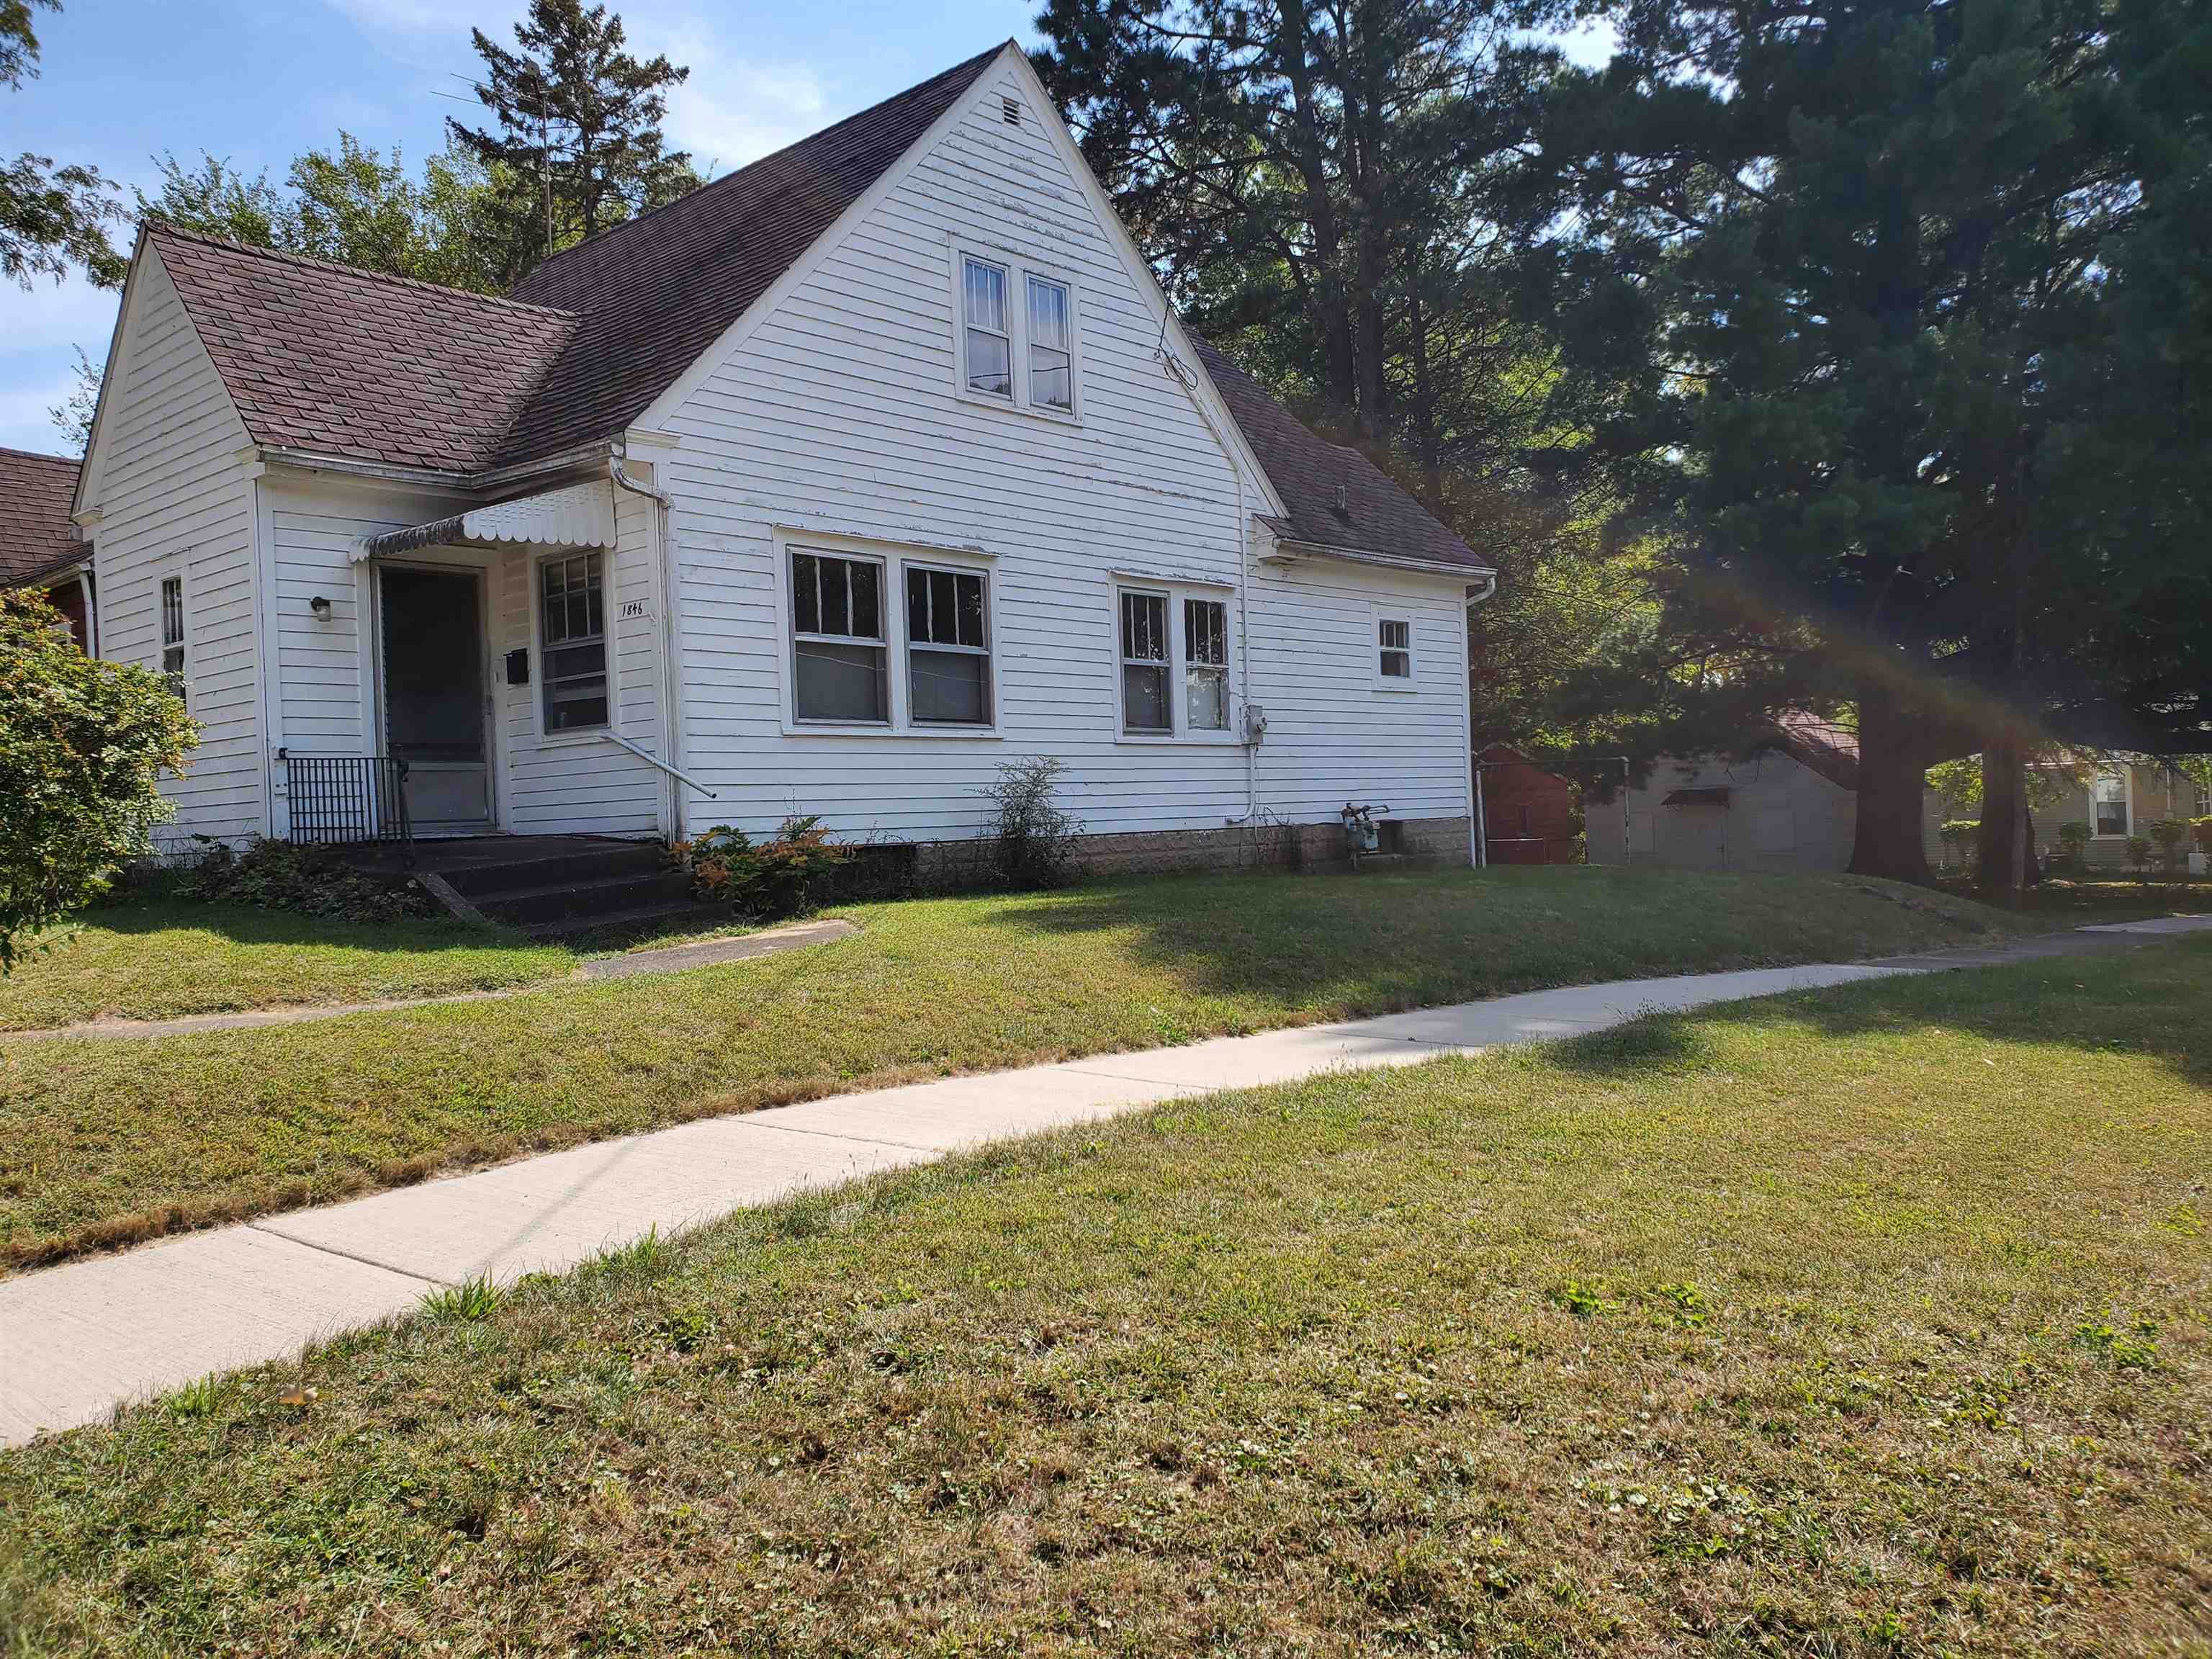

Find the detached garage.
xmin=1585 ymin=716 xmax=1860 ymax=873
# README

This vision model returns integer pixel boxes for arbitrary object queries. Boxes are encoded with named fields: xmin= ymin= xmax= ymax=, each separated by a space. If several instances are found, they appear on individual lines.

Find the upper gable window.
xmin=956 ymin=249 xmax=1079 ymax=419
xmin=1028 ymin=276 xmax=1073 ymax=410
xmin=961 ymin=256 xmax=1012 ymax=400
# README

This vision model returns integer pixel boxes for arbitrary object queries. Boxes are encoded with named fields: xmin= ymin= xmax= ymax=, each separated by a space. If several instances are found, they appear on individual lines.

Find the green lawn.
xmin=3 ymin=938 xmax=2203 ymax=1658
xmin=0 ymin=867 xmax=2021 ymax=1269
xmin=0 ymin=898 xmax=577 ymax=1030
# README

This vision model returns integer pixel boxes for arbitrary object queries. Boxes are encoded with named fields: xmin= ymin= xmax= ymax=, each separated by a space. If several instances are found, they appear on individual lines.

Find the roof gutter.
xmin=256 ymin=438 xmax=617 ymax=496
xmin=1265 ymin=536 xmax=1497 ymax=582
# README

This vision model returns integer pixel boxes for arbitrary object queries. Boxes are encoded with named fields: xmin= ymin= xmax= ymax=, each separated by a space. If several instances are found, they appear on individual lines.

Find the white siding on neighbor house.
xmin=1588 ymin=751 xmax=1856 ymax=872
xmin=87 ymin=251 xmax=263 ymax=850
xmin=653 ymin=63 xmax=1473 ymax=844
xmin=1925 ymin=761 xmax=2204 ymax=871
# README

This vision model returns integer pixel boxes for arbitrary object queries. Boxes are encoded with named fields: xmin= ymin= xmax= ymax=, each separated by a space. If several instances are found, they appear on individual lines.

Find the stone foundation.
xmin=912 ymin=814 xmax=1473 ymax=890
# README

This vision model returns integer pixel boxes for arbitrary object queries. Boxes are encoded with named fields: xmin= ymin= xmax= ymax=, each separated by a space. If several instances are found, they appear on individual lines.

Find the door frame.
xmin=369 ymin=556 xmax=500 ymax=835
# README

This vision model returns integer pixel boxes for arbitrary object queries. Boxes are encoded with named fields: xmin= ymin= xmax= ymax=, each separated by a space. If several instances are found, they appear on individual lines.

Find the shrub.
xmin=0 ymin=588 xmax=198 ymax=968
xmin=2124 ymin=834 xmax=2154 ymax=878
xmin=2194 ymin=817 xmax=2212 ymax=856
xmin=186 ymin=838 xmax=438 ymax=922
xmin=675 ymin=816 xmax=849 ymax=919
xmin=2146 ymin=818 xmax=2188 ymax=871
xmin=2057 ymin=821 xmax=2092 ymax=863
xmin=979 ymin=756 xmax=1084 ymax=889
xmin=1937 ymin=819 xmax=1980 ymax=871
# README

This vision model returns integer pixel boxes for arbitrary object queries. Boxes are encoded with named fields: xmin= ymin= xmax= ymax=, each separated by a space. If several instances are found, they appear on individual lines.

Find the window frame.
xmin=788 ymin=545 xmax=892 ymax=729
xmin=951 ymin=245 xmax=1082 ymax=423
xmin=1025 ymin=273 xmax=1075 ymax=413
xmin=534 ymin=549 xmax=611 ymax=738
xmin=770 ymin=529 xmax=1003 ymax=739
xmin=156 ymin=567 xmax=187 ymax=703
xmin=1182 ymin=595 xmax=1231 ymax=734
xmin=2090 ymin=770 xmax=2132 ymax=840
xmin=1372 ymin=604 xmax=1416 ymax=690
xmin=903 ymin=559 xmax=994 ymax=729
xmin=1109 ymin=579 xmax=1239 ymax=745
xmin=958 ymin=253 xmax=1014 ymax=403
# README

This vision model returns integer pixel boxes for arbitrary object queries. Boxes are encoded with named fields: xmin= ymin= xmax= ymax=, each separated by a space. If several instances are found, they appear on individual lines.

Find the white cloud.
xmin=0 ymin=271 xmax=120 ymax=454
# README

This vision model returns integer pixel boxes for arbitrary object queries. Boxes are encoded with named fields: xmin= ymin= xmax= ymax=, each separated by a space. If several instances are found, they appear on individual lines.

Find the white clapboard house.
xmin=72 ymin=42 xmax=1494 ymax=908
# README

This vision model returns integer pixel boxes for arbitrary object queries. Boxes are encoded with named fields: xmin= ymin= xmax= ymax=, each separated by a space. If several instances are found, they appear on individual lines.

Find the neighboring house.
xmin=1586 ymin=715 xmax=1860 ymax=872
xmin=1 ymin=447 xmax=95 ymax=652
xmin=73 ymin=42 xmax=1492 ymax=874
xmin=1474 ymin=744 xmax=1580 ymax=864
xmin=1923 ymin=757 xmax=2211 ymax=871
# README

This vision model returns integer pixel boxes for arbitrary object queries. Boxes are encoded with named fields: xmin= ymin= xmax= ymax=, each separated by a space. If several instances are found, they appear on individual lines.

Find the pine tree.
xmin=1514 ymin=0 xmax=2212 ymax=888
xmin=447 ymin=0 xmax=697 ymax=280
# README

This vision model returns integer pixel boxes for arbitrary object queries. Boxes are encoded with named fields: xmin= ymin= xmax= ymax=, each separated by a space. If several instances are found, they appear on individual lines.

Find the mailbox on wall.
xmin=505 ymin=649 xmax=530 ymax=685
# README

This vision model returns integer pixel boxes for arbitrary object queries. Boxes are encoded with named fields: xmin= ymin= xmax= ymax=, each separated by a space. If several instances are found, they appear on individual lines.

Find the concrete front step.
xmin=522 ymin=899 xmax=739 ymax=940
xmin=439 ymin=841 xmax=668 ymax=899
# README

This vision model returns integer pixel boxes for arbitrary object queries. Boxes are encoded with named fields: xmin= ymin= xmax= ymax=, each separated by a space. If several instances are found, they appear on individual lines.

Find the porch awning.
xmin=351 ymin=480 xmax=616 ymax=562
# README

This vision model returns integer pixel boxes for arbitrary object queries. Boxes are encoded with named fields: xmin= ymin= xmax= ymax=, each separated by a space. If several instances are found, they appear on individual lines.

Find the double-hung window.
xmin=2092 ymin=772 xmax=2129 ymax=837
xmin=1028 ymin=276 xmax=1073 ymax=410
xmin=791 ymin=549 xmax=888 ymax=724
xmin=962 ymin=256 xmax=1012 ymax=400
xmin=1377 ymin=613 xmax=1413 ymax=683
xmin=907 ymin=564 xmax=990 ymax=725
xmin=158 ymin=574 xmax=186 ymax=702
xmin=540 ymin=552 xmax=608 ymax=732
xmin=1184 ymin=598 xmax=1228 ymax=731
xmin=1119 ymin=590 xmax=1171 ymax=734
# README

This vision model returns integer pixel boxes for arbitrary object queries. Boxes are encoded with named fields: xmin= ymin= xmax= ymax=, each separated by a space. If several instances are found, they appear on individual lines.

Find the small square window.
xmin=1377 ymin=616 xmax=1413 ymax=681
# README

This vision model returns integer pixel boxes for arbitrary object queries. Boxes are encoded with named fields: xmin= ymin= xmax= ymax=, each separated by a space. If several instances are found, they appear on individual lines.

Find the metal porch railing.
xmin=277 ymin=750 xmax=413 ymax=853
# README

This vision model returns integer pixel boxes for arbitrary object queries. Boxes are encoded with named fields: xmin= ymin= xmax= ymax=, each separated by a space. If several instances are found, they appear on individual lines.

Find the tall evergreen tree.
xmin=1512 ymin=0 xmax=2212 ymax=887
xmin=447 ymin=0 xmax=697 ymax=282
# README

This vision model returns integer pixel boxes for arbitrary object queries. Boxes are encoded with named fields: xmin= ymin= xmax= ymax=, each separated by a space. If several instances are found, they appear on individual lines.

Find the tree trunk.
xmin=1976 ymin=742 xmax=2026 ymax=905
xmin=1848 ymin=678 xmax=1934 ymax=883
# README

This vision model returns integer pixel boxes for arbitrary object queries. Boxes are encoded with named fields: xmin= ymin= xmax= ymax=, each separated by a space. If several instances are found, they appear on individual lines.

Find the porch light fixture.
xmin=310 ymin=595 xmax=333 ymax=620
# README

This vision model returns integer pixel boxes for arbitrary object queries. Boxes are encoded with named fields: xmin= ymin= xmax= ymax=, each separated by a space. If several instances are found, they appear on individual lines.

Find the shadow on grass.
xmin=71 ymin=896 xmax=539 ymax=956
xmin=1545 ymin=937 xmax=2212 ymax=1092
xmin=970 ymin=864 xmax=2018 ymax=1015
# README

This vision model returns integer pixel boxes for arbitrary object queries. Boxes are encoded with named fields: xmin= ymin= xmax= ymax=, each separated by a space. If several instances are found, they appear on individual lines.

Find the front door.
xmin=380 ymin=565 xmax=493 ymax=831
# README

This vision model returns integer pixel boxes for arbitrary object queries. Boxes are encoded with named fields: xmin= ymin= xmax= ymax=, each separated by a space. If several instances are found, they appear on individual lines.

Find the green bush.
xmin=186 ymin=837 xmax=438 ymax=922
xmin=676 ymin=816 xmax=850 ymax=919
xmin=2193 ymin=817 xmax=2212 ymax=856
xmin=1937 ymin=819 xmax=1980 ymax=871
xmin=2124 ymin=835 xmax=2154 ymax=878
xmin=2146 ymin=818 xmax=2188 ymax=871
xmin=980 ymin=756 xmax=1084 ymax=889
xmin=0 ymin=588 xmax=197 ymax=968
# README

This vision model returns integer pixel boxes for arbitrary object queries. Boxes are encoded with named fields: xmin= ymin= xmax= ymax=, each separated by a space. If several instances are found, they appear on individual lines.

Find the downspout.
xmin=1465 ymin=574 xmax=1498 ymax=868
xmin=608 ymin=453 xmax=684 ymax=841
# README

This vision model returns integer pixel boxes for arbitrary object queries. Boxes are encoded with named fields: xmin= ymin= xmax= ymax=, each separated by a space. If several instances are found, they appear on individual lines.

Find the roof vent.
xmin=1001 ymin=96 xmax=1022 ymax=126
xmin=1333 ymin=483 xmax=1350 ymax=518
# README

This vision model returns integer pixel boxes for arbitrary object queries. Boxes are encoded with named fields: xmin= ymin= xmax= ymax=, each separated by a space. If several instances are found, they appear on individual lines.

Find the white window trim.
xmin=903 ymin=557 xmax=995 ymax=729
xmin=769 ymin=528 xmax=1003 ymax=739
xmin=529 ymin=549 xmax=615 ymax=744
xmin=1109 ymin=580 xmax=1241 ymax=746
xmin=2090 ymin=770 xmax=2133 ymax=840
xmin=950 ymin=243 xmax=1083 ymax=425
xmin=1372 ymin=603 xmax=1417 ymax=691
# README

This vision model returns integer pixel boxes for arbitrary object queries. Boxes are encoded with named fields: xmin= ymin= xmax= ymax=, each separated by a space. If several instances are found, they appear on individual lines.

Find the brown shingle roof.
xmin=0 ymin=447 xmax=85 ymax=585
xmin=495 ymin=43 xmax=1005 ymax=467
xmin=145 ymin=224 xmax=578 ymax=474
xmin=135 ymin=43 xmax=1483 ymax=579
xmin=1188 ymin=336 xmax=1490 ymax=573
xmin=1771 ymin=711 xmax=1861 ymax=791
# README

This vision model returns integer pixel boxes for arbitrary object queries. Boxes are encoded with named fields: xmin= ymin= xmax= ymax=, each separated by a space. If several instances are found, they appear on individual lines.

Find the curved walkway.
xmin=2 ymin=919 xmax=859 ymax=1042
xmin=2 ymin=915 xmax=2202 ymax=1446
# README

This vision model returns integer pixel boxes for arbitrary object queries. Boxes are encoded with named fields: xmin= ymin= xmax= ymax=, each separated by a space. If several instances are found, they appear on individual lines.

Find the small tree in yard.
xmin=2124 ymin=835 xmax=2154 ymax=881
xmin=2146 ymin=819 xmax=2188 ymax=875
xmin=0 ymin=589 xmax=196 ymax=967
xmin=981 ymin=757 xmax=1083 ymax=890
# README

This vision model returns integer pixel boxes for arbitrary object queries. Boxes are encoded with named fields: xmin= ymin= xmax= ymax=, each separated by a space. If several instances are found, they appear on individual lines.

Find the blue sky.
xmin=1 ymin=0 xmax=1611 ymax=457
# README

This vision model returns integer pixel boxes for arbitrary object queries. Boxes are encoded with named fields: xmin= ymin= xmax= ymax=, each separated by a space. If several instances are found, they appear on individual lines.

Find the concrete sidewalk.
xmin=4 ymin=917 xmax=2202 ymax=1446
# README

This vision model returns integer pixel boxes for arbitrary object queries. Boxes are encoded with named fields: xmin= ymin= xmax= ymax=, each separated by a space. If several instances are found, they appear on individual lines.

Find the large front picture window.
xmin=539 ymin=552 xmax=606 ymax=732
xmin=791 ymin=549 xmax=888 ymax=723
xmin=906 ymin=565 xmax=990 ymax=724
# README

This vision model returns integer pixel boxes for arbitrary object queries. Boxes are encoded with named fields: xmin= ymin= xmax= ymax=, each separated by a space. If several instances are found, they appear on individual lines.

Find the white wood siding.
xmin=657 ymin=64 xmax=1473 ymax=843
xmin=87 ymin=251 xmax=263 ymax=850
